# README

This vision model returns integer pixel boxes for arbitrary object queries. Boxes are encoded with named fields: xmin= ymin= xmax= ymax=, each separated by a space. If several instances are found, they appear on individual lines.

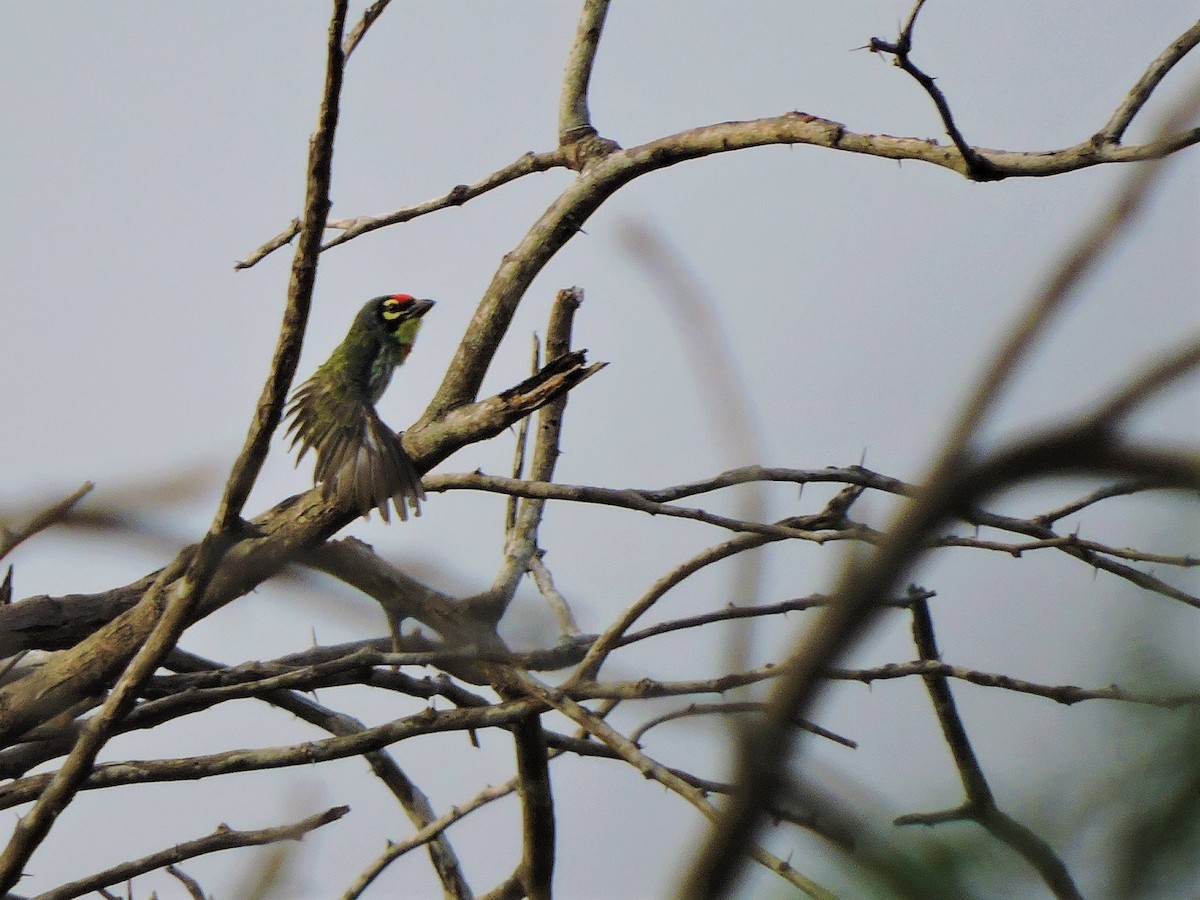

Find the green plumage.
xmin=285 ymin=294 xmax=435 ymax=521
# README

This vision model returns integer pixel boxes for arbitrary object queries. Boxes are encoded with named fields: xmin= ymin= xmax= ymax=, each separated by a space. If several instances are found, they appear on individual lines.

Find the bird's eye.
xmin=380 ymin=294 xmax=414 ymax=321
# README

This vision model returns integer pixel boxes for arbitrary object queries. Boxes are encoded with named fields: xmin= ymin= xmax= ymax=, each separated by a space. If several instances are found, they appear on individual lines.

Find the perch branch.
xmin=0 ymin=350 xmax=601 ymax=748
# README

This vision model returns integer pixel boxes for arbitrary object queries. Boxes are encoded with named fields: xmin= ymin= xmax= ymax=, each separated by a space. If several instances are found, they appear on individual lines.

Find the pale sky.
xmin=2 ymin=3 xmax=1198 ymax=898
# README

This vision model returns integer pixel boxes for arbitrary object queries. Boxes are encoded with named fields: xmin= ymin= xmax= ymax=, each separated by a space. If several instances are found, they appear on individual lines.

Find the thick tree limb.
xmin=0 ymin=352 xmax=601 ymax=749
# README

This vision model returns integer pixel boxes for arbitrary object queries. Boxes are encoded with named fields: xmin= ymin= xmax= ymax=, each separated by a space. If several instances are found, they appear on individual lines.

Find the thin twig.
xmin=570 ymin=490 xmax=873 ymax=684
xmin=910 ymin=596 xmax=993 ymax=803
xmin=869 ymin=0 xmax=1000 ymax=180
xmin=619 ymin=591 xmax=924 ymax=647
xmin=1034 ymin=478 xmax=1168 ymax=525
xmin=322 ymin=152 xmax=566 ymax=252
xmin=505 ymin=333 xmax=539 ymax=534
xmin=36 ymin=806 xmax=349 ymax=900
xmin=939 ymin=532 xmax=1200 ymax=569
xmin=506 ymin=668 xmax=834 ymax=898
xmin=428 ymin=472 xmax=861 ymax=542
xmin=572 ymin=532 xmax=774 ymax=684
xmin=164 ymin=650 xmax=474 ymax=899
xmin=233 ymin=218 xmax=299 ymax=269
xmin=529 ymin=555 xmax=582 ymax=637
xmin=342 ymin=0 xmax=391 ymax=59
xmin=1094 ymin=17 xmax=1200 ymax=144
xmin=0 ymin=482 xmax=93 ymax=561
xmin=907 ymin=590 xmax=1082 ymax=900
xmin=166 ymin=865 xmax=207 ymax=900
xmin=343 ymin=779 xmax=521 ymax=899
xmin=629 ymin=701 xmax=855 ymax=749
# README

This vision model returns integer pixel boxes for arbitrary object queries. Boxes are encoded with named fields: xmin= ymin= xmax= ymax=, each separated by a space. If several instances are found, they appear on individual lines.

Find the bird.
xmin=284 ymin=293 xmax=435 ymax=522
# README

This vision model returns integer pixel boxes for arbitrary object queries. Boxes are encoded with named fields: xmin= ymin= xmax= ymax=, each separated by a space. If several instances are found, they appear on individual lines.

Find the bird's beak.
xmin=411 ymin=298 xmax=435 ymax=318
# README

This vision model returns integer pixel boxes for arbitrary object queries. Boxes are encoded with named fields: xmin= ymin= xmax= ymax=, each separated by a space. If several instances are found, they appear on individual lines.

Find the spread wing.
xmin=284 ymin=373 xmax=423 ymax=522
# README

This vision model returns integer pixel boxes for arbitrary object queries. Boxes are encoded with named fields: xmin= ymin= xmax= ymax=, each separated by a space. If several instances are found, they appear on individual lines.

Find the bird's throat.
xmin=391 ymin=317 xmax=423 ymax=348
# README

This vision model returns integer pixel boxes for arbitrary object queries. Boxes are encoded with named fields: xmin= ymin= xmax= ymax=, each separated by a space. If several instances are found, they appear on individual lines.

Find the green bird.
xmin=285 ymin=293 xmax=435 ymax=522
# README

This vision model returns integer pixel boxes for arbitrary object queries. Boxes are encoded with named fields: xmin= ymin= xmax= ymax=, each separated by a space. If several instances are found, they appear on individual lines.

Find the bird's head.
xmin=363 ymin=293 xmax=435 ymax=347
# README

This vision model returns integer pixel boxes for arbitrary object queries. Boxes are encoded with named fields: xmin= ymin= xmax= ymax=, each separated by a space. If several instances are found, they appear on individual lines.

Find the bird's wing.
xmin=284 ymin=375 xmax=423 ymax=521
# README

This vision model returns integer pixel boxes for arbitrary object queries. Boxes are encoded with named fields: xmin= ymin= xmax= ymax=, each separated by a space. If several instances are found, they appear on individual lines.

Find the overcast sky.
xmin=2 ymin=3 xmax=1198 ymax=898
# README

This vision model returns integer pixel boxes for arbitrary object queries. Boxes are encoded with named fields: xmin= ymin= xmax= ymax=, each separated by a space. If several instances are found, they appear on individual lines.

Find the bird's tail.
xmin=328 ymin=409 xmax=424 ymax=522
xmin=284 ymin=379 xmax=423 ymax=521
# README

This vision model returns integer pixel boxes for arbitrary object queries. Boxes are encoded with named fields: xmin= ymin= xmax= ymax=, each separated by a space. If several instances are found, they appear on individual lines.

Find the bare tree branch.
xmin=558 ymin=0 xmax=611 ymax=144
xmin=37 ymin=806 xmax=349 ymax=900
xmin=505 ymin=668 xmax=835 ymax=898
xmin=483 ymin=289 xmax=584 ymax=619
xmin=492 ymin=290 xmax=584 ymax=900
xmin=429 ymin=472 xmax=862 ymax=542
xmin=0 ymin=7 xmax=354 ymax=889
xmin=868 ymin=0 xmax=1000 ymax=181
xmin=166 ymin=864 xmax=207 ymax=900
xmin=241 ymin=16 xmax=1200 ymax=272
xmin=628 ymin=701 xmax=855 ymax=750
xmin=343 ymin=779 xmax=520 ymax=900
xmin=421 ymin=102 xmax=1200 ymax=426
xmin=686 ymin=76 xmax=1200 ymax=899
xmin=319 ymin=151 xmax=566 ymax=254
xmin=1095 ymin=17 xmax=1200 ymax=144
xmin=904 ymin=595 xmax=1082 ymax=899
xmin=0 ymin=482 xmax=93 ymax=562
xmin=216 ymin=7 xmax=348 ymax=530
xmin=342 ymin=0 xmax=391 ymax=59
xmin=234 ymin=218 xmax=299 ymax=270
xmin=6 ymin=10 xmax=1198 ymax=896
xmin=0 ymin=700 xmax=544 ymax=811
xmin=0 ymin=350 xmax=601 ymax=749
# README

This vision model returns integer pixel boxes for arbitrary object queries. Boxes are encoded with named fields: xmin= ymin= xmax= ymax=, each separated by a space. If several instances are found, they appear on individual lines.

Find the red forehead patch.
xmin=388 ymin=293 xmax=415 ymax=304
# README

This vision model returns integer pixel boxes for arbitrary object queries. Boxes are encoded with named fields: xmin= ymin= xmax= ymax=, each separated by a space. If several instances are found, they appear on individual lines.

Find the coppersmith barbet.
xmin=284 ymin=293 xmax=434 ymax=521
